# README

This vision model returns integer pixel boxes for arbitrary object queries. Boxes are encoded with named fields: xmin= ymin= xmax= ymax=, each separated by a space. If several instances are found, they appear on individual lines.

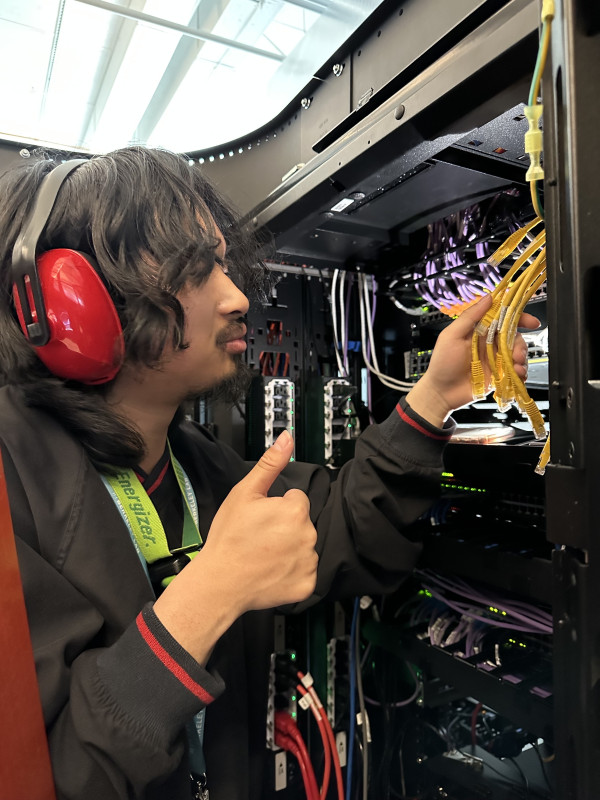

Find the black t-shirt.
xmin=135 ymin=448 xmax=183 ymax=552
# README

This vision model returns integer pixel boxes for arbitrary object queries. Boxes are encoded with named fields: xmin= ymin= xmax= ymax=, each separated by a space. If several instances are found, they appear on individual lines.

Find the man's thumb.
xmin=242 ymin=429 xmax=294 ymax=496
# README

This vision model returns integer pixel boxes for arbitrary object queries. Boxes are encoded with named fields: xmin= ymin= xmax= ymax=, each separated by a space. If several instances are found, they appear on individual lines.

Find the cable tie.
xmin=497 ymin=305 xmax=508 ymax=331
xmin=300 ymin=672 xmax=314 ymax=689
xmin=298 ymin=695 xmax=312 ymax=712
xmin=486 ymin=318 xmax=498 ymax=344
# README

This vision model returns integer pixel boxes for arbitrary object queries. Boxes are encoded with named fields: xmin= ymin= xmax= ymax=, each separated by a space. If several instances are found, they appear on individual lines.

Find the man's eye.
xmin=215 ymin=257 xmax=229 ymax=275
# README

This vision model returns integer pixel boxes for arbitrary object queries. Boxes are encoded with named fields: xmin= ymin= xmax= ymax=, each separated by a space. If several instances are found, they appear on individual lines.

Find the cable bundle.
xmin=274 ymin=710 xmax=319 ymax=800
xmin=330 ymin=269 xmax=416 ymax=395
xmin=296 ymin=671 xmax=345 ymax=800
xmin=273 ymin=660 xmax=345 ymax=800
xmin=470 ymin=0 xmax=553 ymax=475
xmin=415 ymin=569 xmax=553 ymax=637
xmin=415 ymin=208 xmax=501 ymax=316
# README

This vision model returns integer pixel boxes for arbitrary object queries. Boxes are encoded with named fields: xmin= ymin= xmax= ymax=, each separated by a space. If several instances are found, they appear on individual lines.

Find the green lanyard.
xmin=102 ymin=445 xmax=209 ymax=784
xmin=102 ymin=442 xmax=202 ymax=589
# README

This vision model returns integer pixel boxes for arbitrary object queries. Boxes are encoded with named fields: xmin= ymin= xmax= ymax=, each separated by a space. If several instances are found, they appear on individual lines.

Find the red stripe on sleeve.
xmin=395 ymin=402 xmax=451 ymax=441
xmin=136 ymin=613 xmax=214 ymax=705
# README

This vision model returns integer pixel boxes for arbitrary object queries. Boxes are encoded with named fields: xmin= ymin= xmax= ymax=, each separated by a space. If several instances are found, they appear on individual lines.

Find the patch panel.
xmin=246 ymin=376 xmax=296 ymax=460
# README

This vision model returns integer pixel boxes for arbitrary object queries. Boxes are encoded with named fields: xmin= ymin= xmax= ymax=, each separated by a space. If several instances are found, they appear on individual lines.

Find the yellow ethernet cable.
xmin=471 ymin=329 xmax=487 ymax=400
xmin=497 ymin=260 xmax=547 ymax=437
xmin=525 ymin=0 xmax=553 ymax=220
xmin=475 ymin=228 xmax=546 ymax=339
xmin=472 ymin=231 xmax=546 ymax=399
xmin=535 ymin=435 xmax=551 ymax=475
xmin=486 ymin=216 xmax=543 ymax=268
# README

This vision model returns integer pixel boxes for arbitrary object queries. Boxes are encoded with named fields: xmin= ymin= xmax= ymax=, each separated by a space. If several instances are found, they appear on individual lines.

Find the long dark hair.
xmin=0 ymin=146 xmax=269 ymax=468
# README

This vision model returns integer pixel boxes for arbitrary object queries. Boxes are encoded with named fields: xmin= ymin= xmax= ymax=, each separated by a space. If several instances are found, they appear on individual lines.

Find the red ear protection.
xmin=11 ymin=159 xmax=125 ymax=384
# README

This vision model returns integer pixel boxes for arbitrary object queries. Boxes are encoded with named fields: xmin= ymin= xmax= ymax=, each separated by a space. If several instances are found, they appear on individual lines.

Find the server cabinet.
xmin=544 ymin=2 xmax=600 ymax=798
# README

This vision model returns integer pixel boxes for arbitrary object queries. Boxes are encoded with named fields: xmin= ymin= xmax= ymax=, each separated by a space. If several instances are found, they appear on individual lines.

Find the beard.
xmin=188 ymin=355 xmax=253 ymax=405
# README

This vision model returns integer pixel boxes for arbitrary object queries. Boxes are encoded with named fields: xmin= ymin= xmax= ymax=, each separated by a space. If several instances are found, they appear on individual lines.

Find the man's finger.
xmin=517 ymin=312 xmax=542 ymax=330
xmin=446 ymin=293 xmax=493 ymax=338
xmin=238 ymin=429 xmax=294 ymax=497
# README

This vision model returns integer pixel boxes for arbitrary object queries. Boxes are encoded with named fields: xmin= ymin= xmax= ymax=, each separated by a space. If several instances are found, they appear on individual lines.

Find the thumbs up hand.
xmin=201 ymin=429 xmax=318 ymax=613
xmin=154 ymin=430 xmax=318 ymax=664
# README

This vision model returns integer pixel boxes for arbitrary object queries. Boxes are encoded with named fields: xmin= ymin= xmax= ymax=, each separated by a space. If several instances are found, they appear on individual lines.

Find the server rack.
xmin=198 ymin=0 xmax=599 ymax=796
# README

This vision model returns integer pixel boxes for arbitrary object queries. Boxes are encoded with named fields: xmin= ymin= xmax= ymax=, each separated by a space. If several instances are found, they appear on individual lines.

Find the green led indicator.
xmin=291 ymin=695 xmax=297 ymax=702
xmin=292 ymin=711 xmax=297 ymax=718
xmin=291 ymin=653 xmax=296 ymax=660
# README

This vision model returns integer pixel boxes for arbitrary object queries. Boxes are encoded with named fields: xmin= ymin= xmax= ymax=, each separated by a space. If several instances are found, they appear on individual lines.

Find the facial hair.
xmin=188 ymin=355 xmax=253 ymax=405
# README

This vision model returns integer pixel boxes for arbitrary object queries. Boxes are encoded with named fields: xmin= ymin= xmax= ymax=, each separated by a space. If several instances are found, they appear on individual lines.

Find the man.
xmin=0 ymin=147 xmax=534 ymax=799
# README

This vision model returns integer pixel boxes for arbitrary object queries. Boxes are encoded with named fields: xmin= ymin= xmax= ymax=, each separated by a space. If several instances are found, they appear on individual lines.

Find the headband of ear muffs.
xmin=11 ymin=159 xmax=125 ymax=384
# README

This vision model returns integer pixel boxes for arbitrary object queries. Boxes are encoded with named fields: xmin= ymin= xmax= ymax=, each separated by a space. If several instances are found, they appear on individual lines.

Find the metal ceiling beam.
xmin=73 ymin=0 xmax=285 ymax=61
xmin=132 ymin=0 xmax=282 ymax=146
xmin=40 ymin=0 xmax=67 ymax=119
xmin=76 ymin=1 xmax=146 ymax=147
xmin=131 ymin=1 xmax=218 ymax=145
xmin=280 ymin=0 xmax=327 ymax=12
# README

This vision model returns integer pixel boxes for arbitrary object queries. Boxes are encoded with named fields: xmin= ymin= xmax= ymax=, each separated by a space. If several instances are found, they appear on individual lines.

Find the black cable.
xmin=531 ymin=742 xmax=553 ymax=793
xmin=508 ymin=756 xmax=530 ymax=797
xmin=456 ymin=748 xmax=528 ymax=794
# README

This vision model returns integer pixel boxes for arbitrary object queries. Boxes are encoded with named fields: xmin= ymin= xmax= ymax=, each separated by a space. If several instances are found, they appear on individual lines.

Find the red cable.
xmin=275 ymin=715 xmax=319 ymax=800
xmin=275 ymin=729 xmax=319 ymax=800
xmin=471 ymin=702 xmax=483 ymax=747
xmin=297 ymin=684 xmax=331 ymax=800
xmin=297 ymin=672 xmax=345 ymax=800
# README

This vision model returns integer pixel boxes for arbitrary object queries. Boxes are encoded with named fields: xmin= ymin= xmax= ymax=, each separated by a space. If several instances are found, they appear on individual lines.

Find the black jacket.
xmin=0 ymin=385 xmax=454 ymax=799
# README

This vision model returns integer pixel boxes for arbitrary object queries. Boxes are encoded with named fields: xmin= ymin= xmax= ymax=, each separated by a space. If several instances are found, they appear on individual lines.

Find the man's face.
xmin=158 ymin=230 xmax=250 ymax=399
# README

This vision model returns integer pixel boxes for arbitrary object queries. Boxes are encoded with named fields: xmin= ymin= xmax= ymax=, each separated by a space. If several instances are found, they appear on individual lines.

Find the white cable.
xmin=361 ymin=274 xmax=415 ymax=390
xmin=391 ymin=297 xmax=427 ymax=316
xmin=338 ymin=270 xmax=349 ymax=376
xmin=358 ymin=274 xmax=415 ymax=391
xmin=330 ymin=269 xmax=347 ymax=377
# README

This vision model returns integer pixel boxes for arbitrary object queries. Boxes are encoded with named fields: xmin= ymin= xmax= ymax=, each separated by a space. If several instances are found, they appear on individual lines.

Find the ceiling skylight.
xmin=0 ymin=0 xmax=382 ymax=154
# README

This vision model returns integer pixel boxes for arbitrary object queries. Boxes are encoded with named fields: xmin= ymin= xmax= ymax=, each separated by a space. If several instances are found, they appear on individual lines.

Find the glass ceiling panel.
xmin=0 ymin=0 xmax=383 ymax=154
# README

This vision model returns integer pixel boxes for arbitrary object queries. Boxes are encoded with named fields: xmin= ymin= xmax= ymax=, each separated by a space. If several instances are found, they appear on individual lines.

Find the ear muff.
xmin=12 ymin=249 xmax=124 ymax=384
xmin=11 ymin=159 xmax=125 ymax=384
